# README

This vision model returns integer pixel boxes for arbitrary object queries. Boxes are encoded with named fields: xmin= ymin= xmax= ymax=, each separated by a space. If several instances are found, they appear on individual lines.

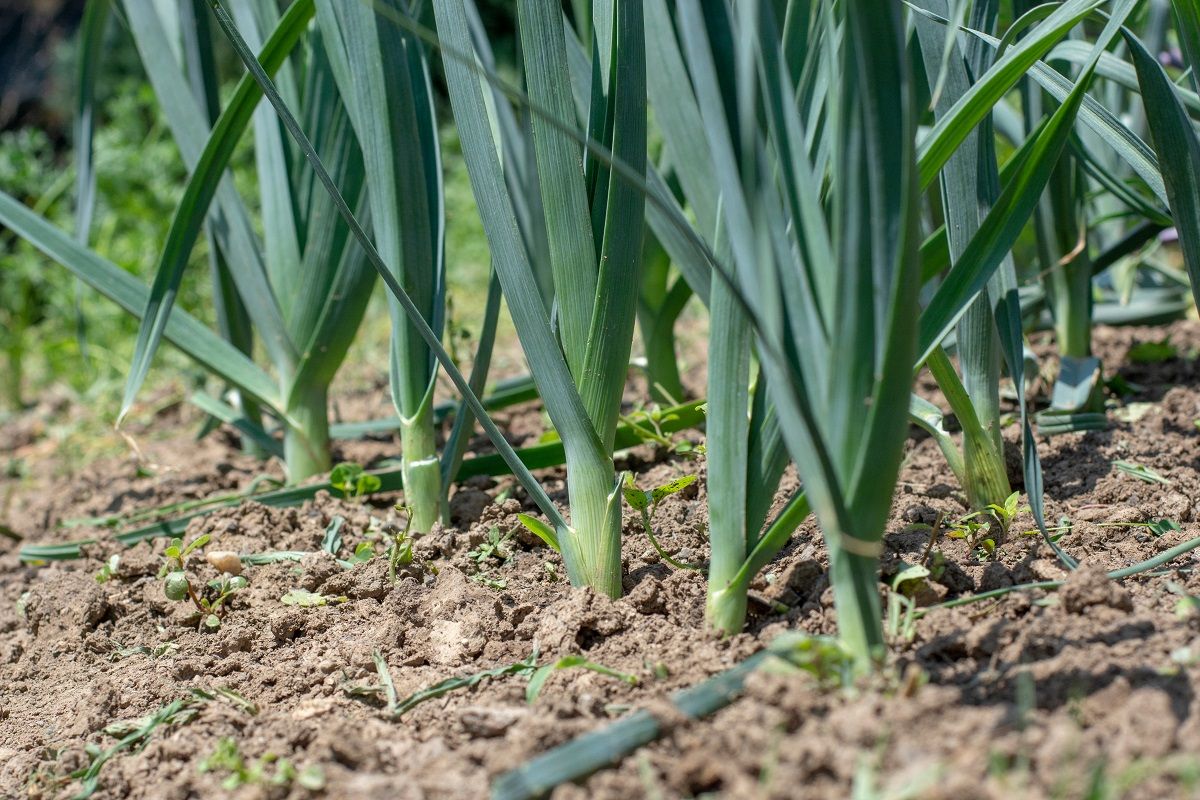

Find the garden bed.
xmin=3 ymin=322 xmax=1200 ymax=799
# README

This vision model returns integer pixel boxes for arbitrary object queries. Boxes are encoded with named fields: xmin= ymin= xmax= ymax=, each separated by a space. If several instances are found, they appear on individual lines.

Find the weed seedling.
xmin=1114 ymin=460 xmax=1171 ymax=485
xmin=329 ymin=462 xmax=381 ymax=500
xmin=198 ymin=737 xmax=324 ymax=791
xmin=525 ymin=655 xmax=638 ymax=703
xmin=385 ymin=508 xmax=415 ymax=583
xmin=950 ymin=492 xmax=1022 ymax=559
xmin=1128 ymin=338 xmax=1178 ymax=364
xmin=94 ymin=555 xmax=119 ymax=583
xmin=109 ymin=640 xmax=178 ymax=662
xmin=620 ymin=405 xmax=701 ymax=457
xmin=159 ymin=534 xmax=248 ymax=629
xmin=622 ymin=474 xmax=703 ymax=570
xmin=886 ymin=564 xmax=929 ymax=642
xmin=763 ymin=632 xmax=856 ymax=688
xmin=345 ymin=650 xmax=539 ymax=718
xmin=468 ymin=525 xmax=513 ymax=589
xmin=468 ymin=525 xmax=513 ymax=563
xmin=65 ymin=696 xmax=204 ymax=798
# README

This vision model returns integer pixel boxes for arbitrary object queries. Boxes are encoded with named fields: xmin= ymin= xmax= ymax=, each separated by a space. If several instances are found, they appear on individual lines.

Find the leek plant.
xmin=909 ymin=0 xmax=1148 ymax=483
xmin=637 ymin=0 xmax=922 ymax=658
xmin=1024 ymin=31 xmax=1105 ymax=420
xmin=1019 ymin=0 xmax=1184 ymax=425
xmin=661 ymin=0 xmax=1135 ymax=643
xmin=636 ymin=228 xmax=692 ymax=405
xmin=430 ymin=0 xmax=647 ymax=596
xmin=310 ymin=0 xmax=446 ymax=531
xmin=639 ymin=0 xmax=801 ymax=635
xmin=912 ymin=0 xmax=1012 ymax=512
xmin=0 ymin=1 xmax=452 ymax=522
xmin=126 ymin=0 xmax=391 ymax=483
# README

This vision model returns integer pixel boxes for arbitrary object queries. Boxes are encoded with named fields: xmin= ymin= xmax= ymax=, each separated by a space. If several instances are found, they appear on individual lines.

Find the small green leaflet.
xmin=1127 ymin=339 xmax=1177 ymax=364
xmin=1148 ymin=518 xmax=1182 ymax=537
xmin=329 ymin=463 xmax=381 ymax=498
xmin=622 ymin=473 xmax=697 ymax=511
xmin=321 ymin=516 xmax=345 ymax=554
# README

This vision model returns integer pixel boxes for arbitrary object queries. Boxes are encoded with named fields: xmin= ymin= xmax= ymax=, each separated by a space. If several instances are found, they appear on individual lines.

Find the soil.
xmin=4 ymin=322 xmax=1200 ymax=800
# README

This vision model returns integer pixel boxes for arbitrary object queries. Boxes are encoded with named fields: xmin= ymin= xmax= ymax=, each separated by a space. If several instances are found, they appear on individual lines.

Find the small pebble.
xmin=206 ymin=550 xmax=243 ymax=575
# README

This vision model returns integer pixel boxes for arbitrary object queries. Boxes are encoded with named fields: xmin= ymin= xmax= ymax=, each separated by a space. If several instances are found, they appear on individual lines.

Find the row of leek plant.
xmin=12 ymin=0 xmax=1197 ymax=675
xmin=1026 ymin=0 xmax=1181 ymax=428
xmin=0 ymin=0 xmax=352 ymax=483
xmin=908 ymin=0 xmax=1188 ymax=500
xmin=643 ymin=0 xmax=1130 ymax=643
xmin=429 ymin=0 xmax=1198 ymax=666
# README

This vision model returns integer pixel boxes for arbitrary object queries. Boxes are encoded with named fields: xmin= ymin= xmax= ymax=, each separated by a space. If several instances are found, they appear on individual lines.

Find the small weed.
xmin=1148 ymin=518 xmax=1182 ymax=537
xmin=1127 ymin=338 xmax=1177 ymax=363
xmin=108 ymin=640 xmax=178 ymax=661
xmin=189 ymin=686 xmax=260 ymax=716
xmin=1114 ymin=460 xmax=1170 ymax=485
xmin=620 ymin=404 xmax=701 ymax=457
xmin=94 ymin=555 xmax=119 ymax=583
xmin=623 ymin=474 xmax=703 ymax=570
xmin=468 ymin=525 xmax=513 ymax=590
xmin=62 ymin=696 xmax=204 ymax=798
xmin=159 ymin=535 xmax=247 ymax=630
xmin=525 ymin=655 xmax=638 ymax=703
xmin=345 ymin=650 xmax=538 ymax=718
xmin=886 ymin=563 xmax=927 ymax=642
xmin=320 ymin=516 xmax=345 ymax=554
xmin=385 ymin=509 xmax=416 ymax=583
xmin=1166 ymin=581 xmax=1200 ymax=623
xmin=198 ymin=737 xmax=323 ymax=792
xmin=329 ymin=462 xmax=381 ymax=499
xmin=763 ymin=632 xmax=856 ymax=688
xmin=471 ymin=574 xmax=508 ymax=590
xmin=468 ymin=525 xmax=513 ymax=564
xmin=947 ymin=492 xmax=1023 ymax=560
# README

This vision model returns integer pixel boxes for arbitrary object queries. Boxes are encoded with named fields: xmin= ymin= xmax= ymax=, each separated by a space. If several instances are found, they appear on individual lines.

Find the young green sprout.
xmin=159 ymin=534 xmax=247 ymax=629
xmin=621 ymin=474 xmax=702 ymax=571
xmin=329 ymin=463 xmax=382 ymax=500
xmin=385 ymin=508 xmax=416 ymax=583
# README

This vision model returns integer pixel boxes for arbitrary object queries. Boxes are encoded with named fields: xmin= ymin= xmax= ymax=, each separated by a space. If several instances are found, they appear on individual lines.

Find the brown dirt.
xmin=3 ymin=322 xmax=1200 ymax=799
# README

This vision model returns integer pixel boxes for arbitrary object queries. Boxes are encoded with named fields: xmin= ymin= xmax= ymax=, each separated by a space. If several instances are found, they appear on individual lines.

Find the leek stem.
xmin=283 ymin=384 xmax=331 ymax=483
xmin=827 ymin=545 xmax=885 ymax=675
xmin=400 ymin=402 xmax=442 ymax=534
xmin=561 ymin=458 xmax=624 ymax=598
xmin=926 ymin=347 xmax=1010 ymax=510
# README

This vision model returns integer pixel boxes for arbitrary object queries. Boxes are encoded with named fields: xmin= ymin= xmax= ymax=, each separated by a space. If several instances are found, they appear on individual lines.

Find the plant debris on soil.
xmin=4 ymin=322 xmax=1200 ymax=799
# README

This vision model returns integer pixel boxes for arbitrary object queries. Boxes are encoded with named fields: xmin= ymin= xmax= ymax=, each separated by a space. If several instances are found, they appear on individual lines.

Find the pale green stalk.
xmin=430 ymin=0 xmax=645 ymax=595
